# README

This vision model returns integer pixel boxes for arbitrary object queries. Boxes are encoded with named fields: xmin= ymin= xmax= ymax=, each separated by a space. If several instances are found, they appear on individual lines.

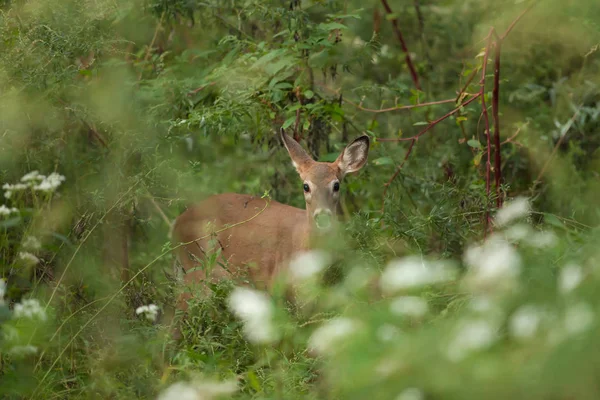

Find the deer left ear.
xmin=280 ymin=128 xmax=315 ymax=173
xmin=336 ymin=135 xmax=370 ymax=177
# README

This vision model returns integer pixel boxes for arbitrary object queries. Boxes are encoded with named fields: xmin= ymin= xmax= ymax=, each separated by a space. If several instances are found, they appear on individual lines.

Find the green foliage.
xmin=1 ymin=0 xmax=600 ymax=399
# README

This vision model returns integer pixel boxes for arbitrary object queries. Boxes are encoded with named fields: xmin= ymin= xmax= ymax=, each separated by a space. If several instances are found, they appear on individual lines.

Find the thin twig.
xmin=319 ymin=84 xmax=454 ymax=113
xmin=138 ymin=11 xmax=165 ymax=81
xmin=380 ymin=0 xmax=421 ymax=90
xmin=532 ymin=107 xmax=581 ymax=188
xmin=187 ymin=82 xmax=216 ymax=96
xmin=146 ymin=195 xmax=173 ymax=228
xmin=501 ymin=2 xmax=536 ymax=40
xmin=381 ymin=139 xmax=416 ymax=213
xmin=501 ymin=124 xmax=526 ymax=145
xmin=491 ymin=39 xmax=503 ymax=208
xmin=379 ymin=94 xmax=481 ymax=214
xmin=33 ymin=198 xmax=272 ymax=396
xmin=377 ymin=94 xmax=481 ymax=142
xmin=480 ymin=31 xmax=494 ymax=235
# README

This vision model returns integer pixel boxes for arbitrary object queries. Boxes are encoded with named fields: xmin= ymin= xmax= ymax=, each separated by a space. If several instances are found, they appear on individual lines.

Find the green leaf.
xmin=0 ymin=217 xmax=22 ymax=229
xmin=543 ymin=213 xmax=565 ymax=229
xmin=247 ymin=370 xmax=262 ymax=392
xmin=473 ymin=152 xmax=483 ymax=166
xmin=467 ymin=139 xmax=482 ymax=148
xmin=304 ymin=90 xmax=314 ymax=99
xmin=282 ymin=116 xmax=296 ymax=129
xmin=373 ymin=157 xmax=394 ymax=166
xmin=318 ymin=22 xmax=348 ymax=31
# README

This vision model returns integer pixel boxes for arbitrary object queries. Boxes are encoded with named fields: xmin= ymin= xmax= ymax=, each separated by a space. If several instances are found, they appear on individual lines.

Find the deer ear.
xmin=280 ymin=128 xmax=314 ymax=173
xmin=336 ymin=135 xmax=370 ymax=177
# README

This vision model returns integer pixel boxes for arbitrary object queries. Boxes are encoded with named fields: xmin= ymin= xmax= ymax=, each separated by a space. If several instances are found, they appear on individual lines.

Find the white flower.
xmin=377 ymin=323 xmax=401 ymax=342
xmin=0 ymin=278 xmax=6 ymax=306
xmin=308 ymin=317 xmax=359 ymax=355
xmin=390 ymin=296 xmax=429 ymax=318
xmin=9 ymin=345 xmax=38 ymax=356
xmin=503 ymin=223 xmax=531 ymax=241
xmin=136 ymin=304 xmax=159 ymax=321
xmin=14 ymin=298 xmax=47 ymax=320
xmin=33 ymin=172 xmax=65 ymax=192
xmin=564 ymin=302 xmax=594 ymax=336
xmin=157 ymin=379 xmax=238 ymax=400
xmin=3 ymin=325 xmax=19 ymax=341
xmin=288 ymin=250 xmax=330 ymax=280
xmin=21 ymin=171 xmax=43 ymax=182
xmin=526 ymin=231 xmax=558 ymax=248
xmin=510 ymin=305 xmax=543 ymax=340
xmin=396 ymin=388 xmax=424 ymax=400
xmin=158 ymin=382 xmax=198 ymax=400
xmin=227 ymin=287 xmax=278 ymax=344
xmin=3 ymin=183 xmax=29 ymax=191
xmin=468 ymin=296 xmax=495 ymax=313
xmin=463 ymin=235 xmax=521 ymax=293
xmin=558 ymin=264 xmax=584 ymax=294
xmin=376 ymin=357 xmax=403 ymax=378
xmin=380 ymin=44 xmax=390 ymax=57
xmin=3 ymin=183 xmax=29 ymax=199
xmin=446 ymin=318 xmax=498 ymax=362
xmin=468 ymin=296 xmax=506 ymax=324
xmin=18 ymin=252 xmax=39 ymax=266
xmin=494 ymin=197 xmax=530 ymax=227
xmin=380 ymin=256 xmax=456 ymax=293
xmin=352 ymin=36 xmax=365 ymax=48
xmin=23 ymin=236 xmax=42 ymax=251
xmin=0 ymin=204 xmax=19 ymax=216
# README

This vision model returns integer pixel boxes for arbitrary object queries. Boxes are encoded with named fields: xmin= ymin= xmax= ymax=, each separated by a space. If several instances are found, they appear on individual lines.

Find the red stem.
xmin=378 ymin=93 xmax=481 ymax=215
xmin=380 ymin=0 xmax=421 ymax=91
xmin=501 ymin=3 xmax=536 ymax=40
xmin=492 ymin=40 xmax=502 ymax=208
xmin=480 ymin=31 xmax=494 ymax=235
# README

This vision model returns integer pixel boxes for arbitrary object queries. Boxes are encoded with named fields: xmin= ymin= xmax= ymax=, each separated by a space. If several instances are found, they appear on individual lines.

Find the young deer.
xmin=171 ymin=129 xmax=369 ymax=316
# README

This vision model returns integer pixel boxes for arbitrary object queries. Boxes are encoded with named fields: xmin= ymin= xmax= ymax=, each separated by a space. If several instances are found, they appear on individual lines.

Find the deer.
xmin=169 ymin=129 xmax=369 ymax=335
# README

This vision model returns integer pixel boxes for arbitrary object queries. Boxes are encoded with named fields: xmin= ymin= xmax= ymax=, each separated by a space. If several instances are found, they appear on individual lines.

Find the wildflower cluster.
xmin=227 ymin=287 xmax=278 ymax=344
xmin=14 ymin=298 xmax=47 ymax=320
xmin=0 ymin=204 xmax=19 ymax=216
xmin=135 ymin=304 xmax=159 ymax=321
xmin=157 ymin=379 xmax=237 ymax=400
xmin=3 ymin=170 xmax=66 ymax=199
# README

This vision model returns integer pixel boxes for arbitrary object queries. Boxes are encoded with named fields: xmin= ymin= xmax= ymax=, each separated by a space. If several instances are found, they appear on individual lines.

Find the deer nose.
xmin=313 ymin=209 xmax=333 ymax=230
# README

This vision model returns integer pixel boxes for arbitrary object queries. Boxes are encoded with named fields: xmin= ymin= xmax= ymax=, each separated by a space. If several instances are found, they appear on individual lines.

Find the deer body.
xmin=171 ymin=130 xmax=369 ymax=314
xmin=173 ymin=193 xmax=310 ymax=300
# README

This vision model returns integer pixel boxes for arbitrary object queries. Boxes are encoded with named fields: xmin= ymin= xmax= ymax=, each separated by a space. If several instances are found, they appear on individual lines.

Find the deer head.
xmin=280 ymin=129 xmax=370 ymax=230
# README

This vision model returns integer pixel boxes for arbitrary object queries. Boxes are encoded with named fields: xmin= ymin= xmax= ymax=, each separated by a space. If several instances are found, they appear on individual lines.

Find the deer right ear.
xmin=280 ymin=128 xmax=314 ymax=173
xmin=336 ymin=135 xmax=370 ymax=177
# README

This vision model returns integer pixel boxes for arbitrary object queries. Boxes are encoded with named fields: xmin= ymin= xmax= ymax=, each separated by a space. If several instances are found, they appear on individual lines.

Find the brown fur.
xmin=169 ymin=130 xmax=369 ymax=335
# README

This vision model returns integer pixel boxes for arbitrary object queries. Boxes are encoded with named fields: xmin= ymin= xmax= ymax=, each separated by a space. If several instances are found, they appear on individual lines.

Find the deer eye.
xmin=303 ymin=183 xmax=310 ymax=193
xmin=333 ymin=182 xmax=340 ymax=192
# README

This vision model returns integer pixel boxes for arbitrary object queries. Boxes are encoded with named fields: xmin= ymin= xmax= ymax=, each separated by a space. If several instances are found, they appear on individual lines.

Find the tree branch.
xmin=380 ymin=0 xmax=421 ymax=91
xmin=491 ymin=39 xmax=503 ymax=208
xmin=480 ymin=31 xmax=494 ymax=236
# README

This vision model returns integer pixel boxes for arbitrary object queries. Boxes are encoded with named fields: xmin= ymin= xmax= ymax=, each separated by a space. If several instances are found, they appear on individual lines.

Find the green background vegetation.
xmin=1 ymin=0 xmax=599 ymax=398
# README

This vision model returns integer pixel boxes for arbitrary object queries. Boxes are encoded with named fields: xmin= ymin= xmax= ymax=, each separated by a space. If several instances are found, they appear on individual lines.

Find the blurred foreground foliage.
xmin=0 ymin=0 xmax=600 ymax=398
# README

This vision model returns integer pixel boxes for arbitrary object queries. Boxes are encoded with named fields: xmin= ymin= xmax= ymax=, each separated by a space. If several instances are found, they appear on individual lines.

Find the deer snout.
xmin=313 ymin=208 xmax=333 ymax=230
